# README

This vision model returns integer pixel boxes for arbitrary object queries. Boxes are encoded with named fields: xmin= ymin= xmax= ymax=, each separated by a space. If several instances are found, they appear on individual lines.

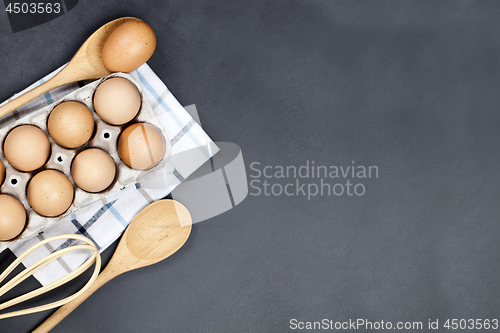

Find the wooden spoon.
xmin=32 ymin=199 xmax=192 ymax=333
xmin=0 ymin=17 xmax=141 ymax=119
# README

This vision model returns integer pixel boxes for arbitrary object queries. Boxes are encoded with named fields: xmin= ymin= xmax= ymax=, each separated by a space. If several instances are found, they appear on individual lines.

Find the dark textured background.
xmin=1 ymin=1 xmax=500 ymax=332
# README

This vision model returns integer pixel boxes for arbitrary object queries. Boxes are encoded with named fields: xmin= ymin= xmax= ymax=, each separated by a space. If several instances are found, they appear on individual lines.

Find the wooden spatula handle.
xmin=0 ymin=74 xmax=70 ymax=120
xmin=32 ymin=268 xmax=116 ymax=333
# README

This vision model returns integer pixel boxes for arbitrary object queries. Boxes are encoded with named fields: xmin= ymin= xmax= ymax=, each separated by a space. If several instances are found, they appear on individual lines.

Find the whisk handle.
xmin=32 ymin=267 xmax=116 ymax=333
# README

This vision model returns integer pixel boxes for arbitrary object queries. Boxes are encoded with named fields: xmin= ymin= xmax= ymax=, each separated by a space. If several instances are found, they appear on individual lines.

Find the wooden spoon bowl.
xmin=32 ymin=199 xmax=192 ymax=333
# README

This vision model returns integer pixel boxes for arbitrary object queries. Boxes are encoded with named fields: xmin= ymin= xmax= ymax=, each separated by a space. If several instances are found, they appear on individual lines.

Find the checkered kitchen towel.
xmin=2 ymin=64 xmax=218 ymax=286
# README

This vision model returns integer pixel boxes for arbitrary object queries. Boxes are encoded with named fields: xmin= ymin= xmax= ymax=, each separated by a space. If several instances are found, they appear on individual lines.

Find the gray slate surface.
xmin=1 ymin=1 xmax=500 ymax=332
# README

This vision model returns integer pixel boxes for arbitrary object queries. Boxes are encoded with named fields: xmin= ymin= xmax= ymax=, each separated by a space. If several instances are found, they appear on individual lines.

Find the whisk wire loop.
xmin=0 ymin=234 xmax=101 ymax=320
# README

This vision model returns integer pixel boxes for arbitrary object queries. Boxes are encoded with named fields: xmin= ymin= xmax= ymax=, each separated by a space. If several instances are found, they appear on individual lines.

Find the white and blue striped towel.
xmin=2 ymin=64 xmax=218 ymax=286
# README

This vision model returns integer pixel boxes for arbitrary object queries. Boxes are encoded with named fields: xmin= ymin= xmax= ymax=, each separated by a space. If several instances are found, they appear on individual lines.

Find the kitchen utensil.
xmin=0 ymin=17 xmax=140 ymax=119
xmin=33 ymin=199 xmax=192 ymax=333
xmin=0 ymin=234 xmax=100 ymax=319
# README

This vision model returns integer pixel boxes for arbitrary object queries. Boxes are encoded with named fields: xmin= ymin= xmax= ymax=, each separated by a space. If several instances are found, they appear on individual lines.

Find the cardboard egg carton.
xmin=0 ymin=73 xmax=172 ymax=252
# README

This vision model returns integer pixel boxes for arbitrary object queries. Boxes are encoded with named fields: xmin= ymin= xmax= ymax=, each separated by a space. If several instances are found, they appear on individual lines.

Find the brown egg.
xmin=48 ymin=101 xmax=95 ymax=148
xmin=0 ymin=194 xmax=26 ymax=241
xmin=71 ymin=148 xmax=116 ymax=193
xmin=93 ymin=78 xmax=141 ymax=125
xmin=118 ymin=123 xmax=165 ymax=170
xmin=102 ymin=20 xmax=156 ymax=73
xmin=4 ymin=125 xmax=50 ymax=172
xmin=27 ymin=170 xmax=74 ymax=217
xmin=0 ymin=159 xmax=4 ymax=185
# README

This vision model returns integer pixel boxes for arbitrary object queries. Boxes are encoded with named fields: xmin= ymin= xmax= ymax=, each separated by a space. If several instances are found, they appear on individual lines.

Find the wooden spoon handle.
xmin=0 ymin=73 xmax=70 ymax=120
xmin=32 ymin=268 xmax=116 ymax=333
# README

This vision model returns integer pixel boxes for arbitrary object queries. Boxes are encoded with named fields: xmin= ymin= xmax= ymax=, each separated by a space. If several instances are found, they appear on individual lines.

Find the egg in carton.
xmin=0 ymin=73 xmax=172 ymax=252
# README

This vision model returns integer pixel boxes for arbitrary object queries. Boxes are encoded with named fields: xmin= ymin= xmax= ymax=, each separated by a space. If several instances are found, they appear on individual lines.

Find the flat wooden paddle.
xmin=32 ymin=199 xmax=192 ymax=333
xmin=0 ymin=17 xmax=140 ymax=119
